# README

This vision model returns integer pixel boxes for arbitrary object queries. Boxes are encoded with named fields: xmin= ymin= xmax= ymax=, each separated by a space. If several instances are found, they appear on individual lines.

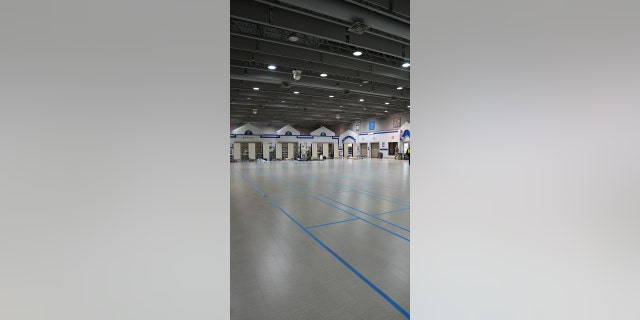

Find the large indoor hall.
xmin=229 ymin=1 xmax=411 ymax=318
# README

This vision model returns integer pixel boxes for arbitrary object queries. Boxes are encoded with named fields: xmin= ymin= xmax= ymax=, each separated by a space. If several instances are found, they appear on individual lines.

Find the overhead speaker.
xmin=348 ymin=21 xmax=370 ymax=34
xmin=292 ymin=69 xmax=302 ymax=81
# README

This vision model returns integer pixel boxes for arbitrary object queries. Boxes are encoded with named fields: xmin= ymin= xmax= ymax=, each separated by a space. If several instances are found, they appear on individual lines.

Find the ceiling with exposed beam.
xmin=230 ymin=0 xmax=410 ymax=129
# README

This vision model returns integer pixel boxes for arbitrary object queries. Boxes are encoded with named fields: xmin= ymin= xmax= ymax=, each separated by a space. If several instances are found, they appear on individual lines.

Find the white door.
xmin=276 ymin=143 xmax=283 ymax=160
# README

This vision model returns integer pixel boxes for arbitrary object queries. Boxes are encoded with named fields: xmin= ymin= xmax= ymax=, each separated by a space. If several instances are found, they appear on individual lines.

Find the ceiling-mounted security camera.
xmin=292 ymin=69 xmax=302 ymax=81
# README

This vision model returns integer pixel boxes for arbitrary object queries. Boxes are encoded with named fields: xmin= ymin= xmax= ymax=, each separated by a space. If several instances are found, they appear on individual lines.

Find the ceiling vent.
xmin=348 ymin=21 xmax=370 ymax=34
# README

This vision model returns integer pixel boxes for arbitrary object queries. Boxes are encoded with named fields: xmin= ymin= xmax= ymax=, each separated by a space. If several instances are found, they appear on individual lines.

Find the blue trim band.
xmin=260 ymin=134 xmax=280 ymax=138
xmin=297 ymin=135 xmax=314 ymax=139
xmin=230 ymin=134 xmax=236 ymax=138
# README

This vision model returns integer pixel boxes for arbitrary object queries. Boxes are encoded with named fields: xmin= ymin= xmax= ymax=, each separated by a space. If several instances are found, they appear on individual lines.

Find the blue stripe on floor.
xmin=268 ymin=199 xmax=410 ymax=319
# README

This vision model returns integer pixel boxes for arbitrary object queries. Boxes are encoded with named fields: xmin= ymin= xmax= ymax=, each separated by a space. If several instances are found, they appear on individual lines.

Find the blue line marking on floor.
xmin=268 ymin=199 xmax=410 ymax=319
xmin=373 ymin=208 xmax=411 ymax=216
xmin=350 ymin=189 xmax=410 ymax=206
xmin=306 ymin=218 xmax=359 ymax=229
xmin=249 ymin=165 xmax=409 ymax=239
xmin=310 ymin=196 xmax=409 ymax=242
xmin=302 ymin=173 xmax=410 ymax=206
xmin=319 ymin=194 xmax=411 ymax=233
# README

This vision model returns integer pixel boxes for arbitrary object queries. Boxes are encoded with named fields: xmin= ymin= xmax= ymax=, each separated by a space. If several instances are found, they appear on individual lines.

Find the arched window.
xmin=244 ymin=130 xmax=253 ymax=135
xmin=320 ymin=132 xmax=326 ymax=136
xmin=285 ymin=131 xmax=292 ymax=136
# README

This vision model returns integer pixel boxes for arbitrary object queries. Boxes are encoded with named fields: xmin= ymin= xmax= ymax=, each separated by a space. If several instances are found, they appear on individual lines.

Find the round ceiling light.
xmin=402 ymin=62 xmax=410 ymax=68
xmin=352 ymin=50 xmax=363 ymax=56
xmin=385 ymin=102 xmax=390 ymax=105
xmin=397 ymin=86 xmax=403 ymax=90
xmin=288 ymin=36 xmax=299 ymax=42
xmin=320 ymin=73 xmax=327 ymax=77
xmin=359 ymin=98 xmax=364 ymax=102
xmin=329 ymin=95 xmax=334 ymax=98
xmin=267 ymin=65 xmax=276 ymax=70
xmin=293 ymin=91 xmax=299 ymax=94
xmin=253 ymin=87 xmax=259 ymax=90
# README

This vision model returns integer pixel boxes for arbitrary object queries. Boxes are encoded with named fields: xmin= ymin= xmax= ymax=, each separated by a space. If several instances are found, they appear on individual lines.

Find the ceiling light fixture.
xmin=384 ymin=110 xmax=388 ymax=112
xmin=329 ymin=95 xmax=334 ymax=98
xmin=407 ymin=105 xmax=411 ymax=108
xmin=320 ymin=73 xmax=327 ymax=77
xmin=293 ymin=91 xmax=299 ymax=94
xmin=288 ymin=35 xmax=299 ymax=42
xmin=402 ymin=62 xmax=410 ymax=68
xmin=352 ymin=50 xmax=363 ymax=56
xmin=359 ymin=98 xmax=364 ymax=102
xmin=253 ymin=87 xmax=259 ymax=90
xmin=385 ymin=102 xmax=390 ymax=105
xmin=267 ymin=65 xmax=276 ymax=70
xmin=397 ymin=86 xmax=403 ymax=90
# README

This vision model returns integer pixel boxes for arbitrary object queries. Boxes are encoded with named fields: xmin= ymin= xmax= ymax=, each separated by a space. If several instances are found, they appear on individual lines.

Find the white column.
xmin=322 ymin=143 xmax=329 ymax=158
xmin=263 ymin=142 xmax=269 ymax=159
xmin=233 ymin=142 xmax=241 ymax=160
xmin=288 ymin=143 xmax=294 ymax=159
xmin=248 ymin=143 xmax=256 ymax=159
xmin=312 ymin=143 xmax=318 ymax=159
xmin=276 ymin=143 xmax=283 ymax=160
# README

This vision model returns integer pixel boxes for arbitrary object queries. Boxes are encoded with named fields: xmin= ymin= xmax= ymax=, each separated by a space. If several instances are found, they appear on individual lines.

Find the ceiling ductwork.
xmin=267 ymin=0 xmax=409 ymax=40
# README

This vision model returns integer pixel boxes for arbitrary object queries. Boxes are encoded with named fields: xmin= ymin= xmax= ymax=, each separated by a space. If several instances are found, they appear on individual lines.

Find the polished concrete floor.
xmin=231 ymin=158 xmax=410 ymax=319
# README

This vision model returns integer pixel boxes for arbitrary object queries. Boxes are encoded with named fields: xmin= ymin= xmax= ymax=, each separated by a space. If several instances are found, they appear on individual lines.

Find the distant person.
xmin=407 ymin=146 xmax=410 ymax=165
xmin=394 ymin=146 xmax=399 ymax=159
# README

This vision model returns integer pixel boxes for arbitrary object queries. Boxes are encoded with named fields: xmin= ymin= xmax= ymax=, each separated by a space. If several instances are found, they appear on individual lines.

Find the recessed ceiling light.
xmin=339 ymin=105 xmax=343 ymax=107
xmin=267 ymin=65 xmax=276 ymax=70
xmin=293 ymin=91 xmax=299 ymax=94
xmin=253 ymin=87 xmax=259 ymax=90
xmin=329 ymin=95 xmax=334 ymax=98
xmin=246 ymin=97 xmax=251 ymax=99
xmin=353 ymin=50 xmax=363 ymax=56
xmin=359 ymin=98 xmax=364 ymax=102
xmin=402 ymin=62 xmax=410 ymax=68
xmin=288 ymin=36 xmax=299 ymax=42
xmin=397 ymin=86 xmax=403 ymax=90
xmin=281 ymin=100 xmax=285 ymax=102
xmin=384 ymin=110 xmax=388 ymax=112
xmin=320 ymin=73 xmax=327 ymax=77
xmin=385 ymin=102 xmax=390 ymax=105
xmin=407 ymin=105 xmax=410 ymax=108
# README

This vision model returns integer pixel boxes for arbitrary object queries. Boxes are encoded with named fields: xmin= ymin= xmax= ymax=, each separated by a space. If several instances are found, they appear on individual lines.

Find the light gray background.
xmin=0 ymin=1 xmax=229 ymax=319
xmin=413 ymin=1 xmax=640 ymax=319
